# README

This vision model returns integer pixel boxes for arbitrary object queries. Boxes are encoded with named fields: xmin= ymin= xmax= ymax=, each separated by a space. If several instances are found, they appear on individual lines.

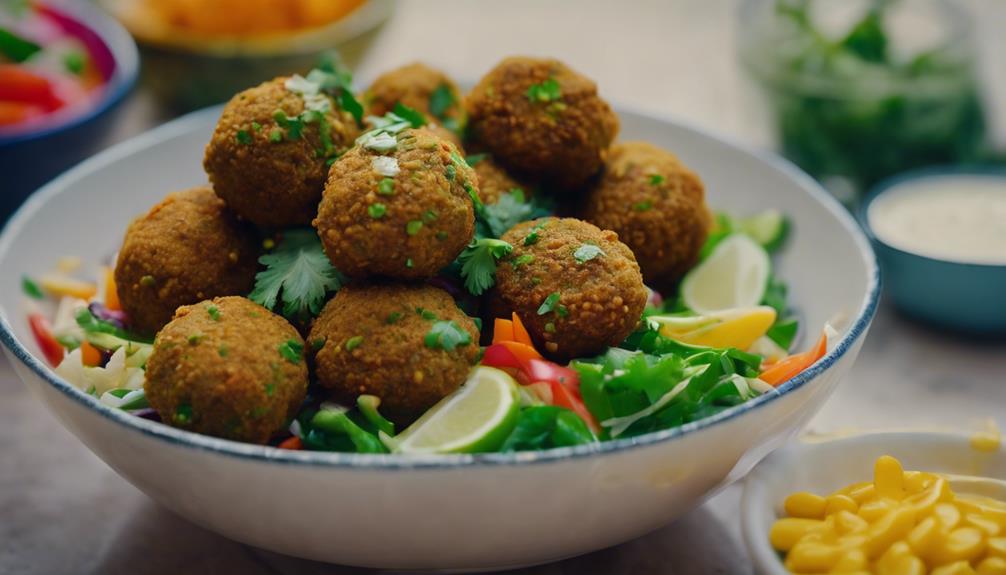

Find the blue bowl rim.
xmin=0 ymin=0 xmax=140 ymax=147
xmin=0 ymin=105 xmax=881 ymax=471
xmin=859 ymin=165 xmax=1006 ymax=270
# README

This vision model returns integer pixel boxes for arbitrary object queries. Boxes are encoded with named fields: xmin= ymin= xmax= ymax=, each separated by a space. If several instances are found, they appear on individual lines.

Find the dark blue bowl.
xmin=0 ymin=1 xmax=139 ymax=220
xmin=859 ymin=167 xmax=1006 ymax=335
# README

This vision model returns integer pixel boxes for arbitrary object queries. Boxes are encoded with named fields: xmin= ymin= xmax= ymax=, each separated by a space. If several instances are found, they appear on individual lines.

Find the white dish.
xmin=0 ymin=105 xmax=879 ymax=570
xmin=741 ymin=431 xmax=1006 ymax=575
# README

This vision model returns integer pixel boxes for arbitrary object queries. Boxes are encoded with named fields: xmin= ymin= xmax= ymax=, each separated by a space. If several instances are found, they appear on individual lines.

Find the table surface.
xmin=3 ymin=1 xmax=1005 ymax=573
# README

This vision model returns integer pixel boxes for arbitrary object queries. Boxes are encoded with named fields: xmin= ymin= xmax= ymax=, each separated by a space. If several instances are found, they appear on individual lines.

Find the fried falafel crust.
xmin=493 ymin=217 xmax=647 ymax=360
xmin=114 ymin=187 xmax=259 ymax=335
xmin=309 ymin=283 xmax=480 ymax=421
xmin=145 ymin=296 xmax=309 ymax=444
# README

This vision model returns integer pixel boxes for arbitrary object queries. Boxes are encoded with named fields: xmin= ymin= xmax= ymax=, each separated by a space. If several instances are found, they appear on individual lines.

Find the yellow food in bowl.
xmin=770 ymin=456 xmax=1006 ymax=574
xmin=116 ymin=0 xmax=366 ymax=40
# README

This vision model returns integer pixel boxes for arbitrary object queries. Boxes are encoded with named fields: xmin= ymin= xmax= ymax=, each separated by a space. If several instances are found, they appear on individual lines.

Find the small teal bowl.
xmin=860 ymin=168 xmax=1006 ymax=335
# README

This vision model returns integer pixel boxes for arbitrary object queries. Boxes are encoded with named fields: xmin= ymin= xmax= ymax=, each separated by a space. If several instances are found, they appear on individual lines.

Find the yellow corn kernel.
xmin=785 ymin=541 xmax=843 ymax=572
xmin=978 ymin=557 xmax=1006 ymax=575
xmin=907 ymin=516 xmax=942 ymax=558
xmin=829 ymin=548 xmax=867 ymax=571
xmin=826 ymin=494 xmax=859 ymax=515
xmin=771 ymin=518 xmax=827 ymax=551
xmin=988 ymin=537 xmax=1006 ymax=558
xmin=876 ymin=554 xmax=926 ymax=575
xmin=874 ymin=455 xmax=906 ymax=500
xmin=859 ymin=498 xmax=897 ymax=522
xmin=966 ymin=513 xmax=1002 ymax=537
xmin=835 ymin=510 xmax=870 ymax=534
xmin=930 ymin=527 xmax=986 ymax=565
xmin=864 ymin=507 xmax=917 ymax=559
xmin=903 ymin=471 xmax=934 ymax=494
xmin=935 ymin=502 xmax=964 ymax=530
xmin=786 ymin=491 xmax=828 ymax=519
xmin=905 ymin=477 xmax=951 ymax=516
xmin=848 ymin=483 xmax=877 ymax=504
xmin=932 ymin=560 xmax=978 ymax=575
xmin=957 ymin=496 xmax=1006 ymax=527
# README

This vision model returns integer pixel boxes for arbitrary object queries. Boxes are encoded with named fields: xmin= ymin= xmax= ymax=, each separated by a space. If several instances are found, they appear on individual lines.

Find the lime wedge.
xmin=737 ymin=209 xmax=788 ymax=252
xmin=393 ymin=366 xmax=520 ymax=454
xmin=681 ymin=234 xmax=770 ymax=314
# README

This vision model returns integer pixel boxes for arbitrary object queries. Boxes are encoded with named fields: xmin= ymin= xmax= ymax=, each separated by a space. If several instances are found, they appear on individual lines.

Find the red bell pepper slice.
xmin=28 ymin=313 xmax=64 ymax=367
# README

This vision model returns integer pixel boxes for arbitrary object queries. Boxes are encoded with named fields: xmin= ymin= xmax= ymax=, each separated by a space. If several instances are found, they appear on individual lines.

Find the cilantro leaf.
xmin=537 ymin=292 xmax=561 ymax=315
xmin=392 ymin=103 xmax=427 ymax=128
xmin=278 ymin=339 xmax=304 ymax=364
xmin=339 ymin=90 xmax=364 ymax=125
xmin=465 ymin=153 xmax=488 ymax=167
xmin=526 ymin=78 xmax=561 ymax=102
xmin=429 ymin=83 xmax=457 ymax=121
xmin=424 ymin=320 xmax=472 ymax=351
xmin=573 ymin=244 xmax=605 ymax=264
xmin=21 ymin=276 xmax=43 ymax=300
xmin=249 ymin=229 xmax=344 ymax=322
xmin=457 ymin=238 xmax=513 ymax=296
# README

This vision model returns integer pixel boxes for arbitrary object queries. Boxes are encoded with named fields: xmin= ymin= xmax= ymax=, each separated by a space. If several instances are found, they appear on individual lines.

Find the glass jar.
xmin=739 ymin=0 xmax=987 ymax=205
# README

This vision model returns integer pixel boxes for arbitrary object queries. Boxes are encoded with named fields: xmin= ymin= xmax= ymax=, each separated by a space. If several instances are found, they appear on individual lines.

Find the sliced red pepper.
xmin=549 ymin=381 xmax=601 ymax=436
xmin=522 ymin=358 xmax=580 ymax=392
xmin=28 ymin=313 xmax=64 ymax=367
xmin=481 ymin=343 xmax=523 ymax=370
xmin=0 ymin=65 xmax=63 ymax=111
xmin=277 ymin=436 xmax=303 ymax=450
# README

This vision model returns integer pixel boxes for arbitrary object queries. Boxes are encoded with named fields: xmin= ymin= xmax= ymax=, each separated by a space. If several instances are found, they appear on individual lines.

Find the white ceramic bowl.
xmin=742 ymin=431 xmax=1006 ymax=575
xmin=0 ymin=106 xmax=879 ymax=571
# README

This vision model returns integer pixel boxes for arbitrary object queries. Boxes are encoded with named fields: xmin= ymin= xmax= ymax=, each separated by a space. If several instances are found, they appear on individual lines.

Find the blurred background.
xmin=1 ymin=1 xmax=1005 ymax=573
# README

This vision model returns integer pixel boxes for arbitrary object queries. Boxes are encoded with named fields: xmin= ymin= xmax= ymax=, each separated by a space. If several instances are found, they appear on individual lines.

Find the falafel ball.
xmin=494 ymin=217 xmax=647 ymax=360
xmin=308 ymin=283 xmax=480 ymax=421
xmin=114 ymin=187 xmax=259 ymax=335
xmin=364 ymin=62 xmax=465 ymax=132
xmin=465 ymin=57 xmax=618 ymax=191
xmin=470 ymin=154 xmax=534 ymax=205
xmin=145 ymin=297 xmax=309 ymax=444
xmin=314 ymin=127 xmax=476 ymax=280
xmin=203 ymin=76 xmax=360 ymax=228
xmin=581 ymin=142 xmax=710 ymax=287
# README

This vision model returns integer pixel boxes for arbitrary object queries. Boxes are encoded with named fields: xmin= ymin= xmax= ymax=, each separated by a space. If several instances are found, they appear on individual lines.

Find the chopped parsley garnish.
xmin=174 ymin=404 xmax=193 ymax=424
xmin=557 ymin=304 xmax=569 ymax=317
xmin=187 ymin=333 xmax=204 ymax=346
xmin=368 ymin=203 xmax=387 ymax=218
xmin=273 ymin=110 xmax=305 ymax=140
xmin=339 ymin=91 xmax=364 ymax=125
xmin=392 ymin=103 xmax=427 ymax=128
xmin=206 ymin=305 xmax=221 ymax=321
xmin=386 ymin=312 xmax=403 ymax=324
xmin=573 ymin=244 xmax=605 ymax=264
xmin=218 ymin=345 xmax=229 ymax=357
xmin=445 ymin=164 xmax=456 ymax=181
xmin=21 ymin=276 xmax=43 ymax=300
xmin=512 ymin=253 xmax=534 ymax=268
xmin=406 ymin=220 xmax=423 ymax=235
xmin=416 ymin=307 xmax=438 ymax=321
xmin=429 ymin=83 xmax=456 ymax=121
xmin=537 ymin=292 xmax=561 ymax=315
xmin=378 ymin=178 xmax=395 ymax=195
xmin=424 ymin=320 xmax=471 ymax=351
xmin=436 ymin=231 xmax=448 ymax=241
xmin=526 ymin=78 xmax=561 ymax=102
xmin=345 ymin=335 xmax=363 ymax=351
xmin=310 ymin=337 xmax=325 ymax=351
xmin=235 ymin=130 xmax=252 ymax=145
xmin=480 ymin=189 xmax=536 ymax=238
xmin=63 ymin=50 xmax=85 ymax=75
xmin=465 ymin=153 xmax=488 ymax=167
xmin=633 ymin=201 xmax=653 ymax=212
xmin=648 ymin=174 xmax=665 ymax=186
xmin=405 ymin=258 xmax=414 ymax=268
xmin=249 ymin=229 xmax=345 ymax=322
xmin=544 ymin=322 xmax=556 ymax=333
xmin=457 ymin=238 xmax=513 ymax=296
xmin=422 ymin=210 xmax=438 ymax=223
xmin=279 ymin=339 xmax=304 ymax=364
xmin=140 ymin=275 xmax=155 ymax=287
xmin=251 ymin=121 xmax=262 ymax=132
xmin=523 ymin=222 xmax=546 ymax=246
xmin=268 ymin=128 xmax=284 ymax=143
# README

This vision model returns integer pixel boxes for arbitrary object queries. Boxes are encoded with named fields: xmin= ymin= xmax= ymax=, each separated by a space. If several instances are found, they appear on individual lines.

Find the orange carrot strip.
xmin=103 ymin=267 xmax=121 ymax=311
xmin=760 ymin=332 xmax=828 ymax=386
xmin=492 ymin=318 xmax=514 ymax=345
xmin=80 ymin=341 xmax=102 ymax=367
xmin=497 ymin=340 xmax=544 ymax=363
xmin=511 ymin=312 xmax=533 ymax=347
xmin=278 ymin=436 xmax=303 ymax=450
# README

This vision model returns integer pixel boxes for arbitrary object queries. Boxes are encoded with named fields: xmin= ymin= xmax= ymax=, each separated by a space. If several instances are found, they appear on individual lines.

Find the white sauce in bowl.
xmin=868 ymin=175 xmax=1006 ymax=265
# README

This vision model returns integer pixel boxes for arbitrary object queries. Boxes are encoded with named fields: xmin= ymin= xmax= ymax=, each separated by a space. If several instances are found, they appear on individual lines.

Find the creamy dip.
xmin=868 ymin=175 xmax=1006 ymax=265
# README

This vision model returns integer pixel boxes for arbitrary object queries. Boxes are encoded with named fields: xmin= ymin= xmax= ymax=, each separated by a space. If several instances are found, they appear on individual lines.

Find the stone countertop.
xmin=2 ymin=1 xmax=1004 ymax=573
